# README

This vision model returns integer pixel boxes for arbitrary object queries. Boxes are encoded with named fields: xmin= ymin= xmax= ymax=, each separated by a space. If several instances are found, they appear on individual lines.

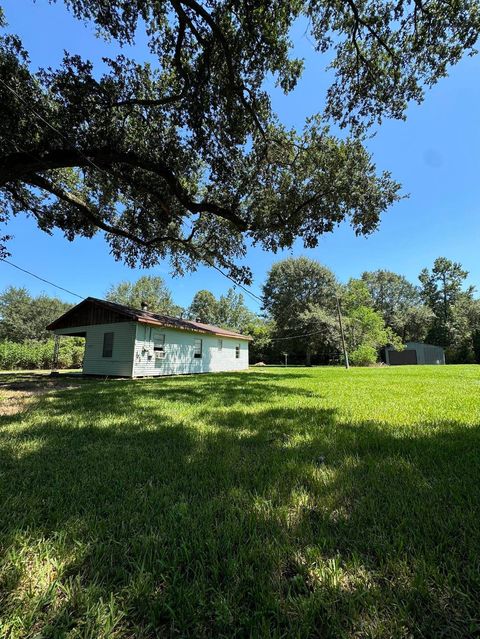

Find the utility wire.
xmin=0 ymin=256 xmax=346 ymax=343
xmin=0 ymin=258 xmax=85 ymax=299
xmin=1 ymin=76 xmax=265 ymax=306
xmin=268 ymin=328 xmax=333 ymax=341
xmin=0 ymin=79 xmax=349 ymax=348
xmin=205 ymin=261 xmax=263 ymax=305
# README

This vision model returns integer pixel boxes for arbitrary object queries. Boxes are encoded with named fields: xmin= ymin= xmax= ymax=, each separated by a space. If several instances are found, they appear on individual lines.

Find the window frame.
xmin=235 ymin=344 xmax=240 ymax=359
xmin=193 ymin=338 xmax=203 ymax=359
xmin=217 ymin=339 xmax=223 ymax=351
xmin=102 ymin=332 xmax=114 ymax=358
xmin=153 ymin=331 xmax=166 ymax=353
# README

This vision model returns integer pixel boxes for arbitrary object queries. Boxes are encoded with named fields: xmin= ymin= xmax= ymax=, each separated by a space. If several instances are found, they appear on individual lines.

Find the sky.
xmin=1 ymin=0 xmax=480 ymax=311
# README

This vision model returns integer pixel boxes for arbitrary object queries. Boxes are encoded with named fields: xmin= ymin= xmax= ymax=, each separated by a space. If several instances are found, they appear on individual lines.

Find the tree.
xmin=346 ymin=305 xmax=402 ymax=366
xmin=188 ymin=290 xmax=219 ymax=324
xmin=361 ymin=269 xmax=434 ymax=342
xmin=243 ymin=317 xmax=276 ymax=364
xmin=188 ymin=287 xmax=254 ymax=331
xmin=0 ymin=286 xmax=31 ymax=342
xmin=262 ymin=257 xmax=338 ymax=365
xmin=361 ymin=270 xmax=422 ymax=331
xmin=342 ymin=278 xmax=373 ymax=313
xmin=401 ymin=305 xmax=434 ymax=343
xmin=446 ymin=297 xmax=480 ymax=364
xmin=216 ymin=289 xmax=255 ymax=333
xmin=297 ymin=306 xmax=341 ymax=365
xmin=2 ymin=2 xmax=479 ymax=280
xmin=419 ymin=257 xmax=475 ymax=346
xmin=0 ymin=286 xmax=71 ymax=342
xmin=106 ymin=275 xmax=181 ymax=315
xmin=468 ymin=299 xmax=480 ymax=364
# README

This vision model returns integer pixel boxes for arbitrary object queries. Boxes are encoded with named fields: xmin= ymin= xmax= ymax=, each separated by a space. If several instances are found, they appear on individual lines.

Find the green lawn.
xmin=1 ymin=366 xmax=480 ymax=638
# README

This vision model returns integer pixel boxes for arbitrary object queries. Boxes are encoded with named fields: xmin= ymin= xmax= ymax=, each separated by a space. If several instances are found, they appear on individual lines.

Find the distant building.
xmin=47 ymin=297 xmax=251 ymax=377
xmin=385 ymin=342 xmax=445 ymax=366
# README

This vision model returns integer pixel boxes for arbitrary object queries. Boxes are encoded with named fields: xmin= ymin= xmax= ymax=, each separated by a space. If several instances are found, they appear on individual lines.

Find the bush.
xmin=349 ymin=344 xmax=377 ymax=367
xmin=0 ymin=338 xmax=84 ymax=370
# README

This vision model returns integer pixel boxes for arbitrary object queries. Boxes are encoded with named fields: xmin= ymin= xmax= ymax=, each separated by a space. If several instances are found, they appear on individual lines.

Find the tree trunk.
xmin=305 ymin=347 xmax=312 ymax=367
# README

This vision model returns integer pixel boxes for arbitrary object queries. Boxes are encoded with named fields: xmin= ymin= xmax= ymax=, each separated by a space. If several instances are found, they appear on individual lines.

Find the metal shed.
xmin=385 ymin=342 xmax=445 ymax=366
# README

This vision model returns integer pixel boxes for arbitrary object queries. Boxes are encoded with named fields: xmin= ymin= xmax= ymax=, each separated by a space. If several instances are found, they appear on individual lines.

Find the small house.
xmin=47 ymin=297 xmax=251 ymax=377
xmin=385 ymin=342 xmax=445 ymax=366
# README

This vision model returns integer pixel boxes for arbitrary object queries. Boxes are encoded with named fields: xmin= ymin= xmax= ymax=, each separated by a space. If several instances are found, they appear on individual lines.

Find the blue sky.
xmin=1 ymin=0 xmax=480 ymax=311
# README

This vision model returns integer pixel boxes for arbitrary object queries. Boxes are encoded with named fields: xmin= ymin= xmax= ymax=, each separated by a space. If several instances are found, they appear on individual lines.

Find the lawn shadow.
xmin=0 ymin=374 xmax=479 ymax=637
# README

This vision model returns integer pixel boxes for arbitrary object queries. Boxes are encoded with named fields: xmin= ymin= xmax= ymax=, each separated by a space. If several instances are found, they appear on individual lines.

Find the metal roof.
xmin=47 ymin=297 xmax=252 ymax=340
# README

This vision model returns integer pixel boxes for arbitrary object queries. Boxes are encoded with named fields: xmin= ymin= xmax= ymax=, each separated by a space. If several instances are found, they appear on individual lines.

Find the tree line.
xmin=1 ymin=256 xmax=479 ymax=367
xmin=257 ymin=257 xmax=480 ymax=366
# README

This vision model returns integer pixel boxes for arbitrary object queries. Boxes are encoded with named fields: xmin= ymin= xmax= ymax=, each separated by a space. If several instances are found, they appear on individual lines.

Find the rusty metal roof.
xmin=47 ymin=297 xmax=252 ymax=340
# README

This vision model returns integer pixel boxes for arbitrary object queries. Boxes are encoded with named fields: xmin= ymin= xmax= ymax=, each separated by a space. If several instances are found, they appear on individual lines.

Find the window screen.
xmin=102 ymin=332 xmax=114 ymax=357
xmin=194 ymin=338 xmax=202 ymax=358
xmin=235 ymin=345 xmax=240 ymax=359
xmin=153 ymin=331 xmax=165 ymax=352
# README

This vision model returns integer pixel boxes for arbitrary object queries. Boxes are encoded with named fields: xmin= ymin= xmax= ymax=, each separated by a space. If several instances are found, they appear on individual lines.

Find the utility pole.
xmin=335 ymin=295 xmax=349 ymax=370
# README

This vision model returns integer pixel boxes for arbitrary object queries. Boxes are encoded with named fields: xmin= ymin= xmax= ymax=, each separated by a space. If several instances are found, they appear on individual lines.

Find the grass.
xmin=0 ymin=366 xmax=480 ymax=638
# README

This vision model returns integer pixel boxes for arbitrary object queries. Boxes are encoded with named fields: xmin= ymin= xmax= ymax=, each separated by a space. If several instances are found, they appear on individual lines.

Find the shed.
xmin=385 ymin=342 xmax=445 ymax=366
xmin=47 ymin=297 xmax=251 ymax=377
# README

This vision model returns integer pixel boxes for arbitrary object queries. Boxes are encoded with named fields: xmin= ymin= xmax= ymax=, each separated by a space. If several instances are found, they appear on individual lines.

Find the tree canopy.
xmin=419 ymin=257 xmax=475 ymax=347
xmin=262 ymin=257 xmax=338 ymax=330
xmin=0 ymin=286 xmax=71 ymax=341
xmin=360 ymin=269 xmax=431 ymax=340
xmin=106 ymin=275 xmax=181 ymax=315
xmin=216 ymin=289 xmax=256 ymax=333
xmin=188 ymin=290 xmax=219 ymax=324
xmin=188 ymin=287 xmax=255 ymax=332
xmin=361 ymin=270 xmax=420 ymax=322
xmin=2 ymin=254 xmax=479 ymax=365
xmin=2 ymin=1 xmax=479 ymax=281
xmin=262 ymin=257 xmax=340 ymax=364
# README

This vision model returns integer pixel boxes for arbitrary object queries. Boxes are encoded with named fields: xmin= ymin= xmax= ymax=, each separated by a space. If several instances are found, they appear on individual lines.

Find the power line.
xmin=0 ymin=256 xmax=343 ymax=342
xmin=0 ymin=73 xmax=345 ymax=339
xmin=269 ymin=329 xmax=331 ymax=341
xmin=0 ymin=258 xmax=84 ymax=299
xmin=0 ymin=78 xmax=349 ymax=345
xmin=206 ymin=261 xmax=263 ymax=305
xmin=1 ymin=76 xmax=266 ymax=307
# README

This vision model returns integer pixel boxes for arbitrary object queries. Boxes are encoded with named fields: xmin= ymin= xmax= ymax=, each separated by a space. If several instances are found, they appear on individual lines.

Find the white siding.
xmin=132 ymin=324 xmax=249 ymax=377
xmin=53 ymin=321 xmax=249 ymax=377
xmin=54 ymin=322 xmax=136 ymax=376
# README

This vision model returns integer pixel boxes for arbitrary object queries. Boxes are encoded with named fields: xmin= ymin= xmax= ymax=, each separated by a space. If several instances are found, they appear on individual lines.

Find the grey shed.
xmin=385 ymin=342 xmax=445 ymax=366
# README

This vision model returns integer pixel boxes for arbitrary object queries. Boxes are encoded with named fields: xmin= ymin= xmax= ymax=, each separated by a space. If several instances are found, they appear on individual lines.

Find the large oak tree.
xmin=1 ymin=1 xmax=479 ymax=282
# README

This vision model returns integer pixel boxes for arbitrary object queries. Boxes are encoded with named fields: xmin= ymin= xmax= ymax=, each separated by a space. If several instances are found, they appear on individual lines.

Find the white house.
xmin=47 ymin=297 xmax=251 ymax=377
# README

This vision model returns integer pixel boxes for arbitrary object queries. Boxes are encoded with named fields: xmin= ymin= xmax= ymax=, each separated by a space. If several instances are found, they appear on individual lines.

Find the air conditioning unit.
xmin=154 ymin=351 xmax=166 ymax=360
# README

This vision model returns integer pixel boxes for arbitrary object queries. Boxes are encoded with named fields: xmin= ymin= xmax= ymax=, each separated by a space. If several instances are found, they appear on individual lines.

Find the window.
xmin=153 ymin=331 xmax=165 ymax=351
xmin=194 ymin=338 xmax=202 ymax=358
xmin=217 ymin=339 xmax=223 ymax=351
xmin=153 ymin=331 xmax=166 ymax=359
xmin=235 ymin=345 xmax=240 ymax=359
xmin=102 ymin=332 xmax=114 ymax=358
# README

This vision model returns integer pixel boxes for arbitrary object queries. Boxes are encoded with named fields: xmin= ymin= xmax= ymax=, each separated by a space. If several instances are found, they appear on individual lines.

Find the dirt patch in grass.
xmin=0 ymin=371 xmax=84 ymax=415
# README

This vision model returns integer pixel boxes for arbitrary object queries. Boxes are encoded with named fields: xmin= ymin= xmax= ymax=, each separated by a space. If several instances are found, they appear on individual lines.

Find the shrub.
xmin=0 ymin=338 xmax=84 ymax=370
xmin=349 ymin=344 xmax=377 ymax=367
